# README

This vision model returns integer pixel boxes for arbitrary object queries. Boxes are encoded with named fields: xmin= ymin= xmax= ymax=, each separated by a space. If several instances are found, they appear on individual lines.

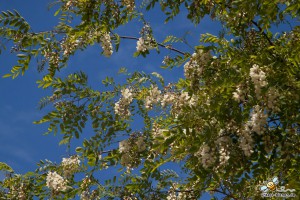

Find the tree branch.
xmin=210 ymin=188 xmax=239 ymax=200
xmin=251 ymin=20 xmax=274 ymax=46
xmin=119 ymin=35 xmax=186 ymax=55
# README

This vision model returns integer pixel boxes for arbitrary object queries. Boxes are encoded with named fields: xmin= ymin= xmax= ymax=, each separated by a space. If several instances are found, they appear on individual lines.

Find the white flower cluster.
xmin=119 ymin=139 xmax=130 ymax=153
xmin=65 ymin=0 xmax=76 ymax=9
xmin=145 ymin=88 xmax=197 ymax=116
xmin=218 ymin=146 xmax=230 ymax=166
xmin=247 ymin=105 xmax=268 ymax=134
xmin=184 ymin=60 xmax=201 ymax=80
xmin=162 ymin=55 xmax=171 ymax=65
xmin=8 ymin=184 xmax=26 ymax=200
xmin=214 ymin=132 xmax=231 ymax=166
xmin=114 ymin=88 xmax=133 ymax=117
xmin=250 ymin=64 xmax=267 ymax=98
xmin=120 ymin=153 xmax=133 ymax=167
xmin=100 ymin=33 xmax=113 ymax=57
xmin=136 ymin=137 xmax=147 ymax=152
xmin=43 ymin=50 xmax=59 ymax=67
xmin=195 ymin=144 xmax=216 ymax=168
xmin=60 ymin=37 xmax=81 ymax=56
xmin=123 ymin=195 xmax=138 ymax=200
xmin=172 ymin=92 xmax=197 ymax=115
xmin=80 ymin=191 xmax=90 ymax=200
xmin=61 ymin=156 xmax=81 ymax=177
xmin=119 ymin=137 xmax=146 ymax=167
xmin=136 ymin=36 xmax=155 ymax=52
xmin=145 ymin=85 xmax=161 ymax=109
xmin=177 ymin=191 xmax=196 ymax=200
xmin=232 ymin=85 xmax=245 ymax=102
xmin=239 ymin=128 xmax=254 ymax=157
xmin=122 ymin=0 xmax=135 ymax=11
xmin=166 ymin=185 xmax=195 ymax=200
xmin=266 ymin=87 xmax=280 ymax=111
xmin=184 ymin=50 xmax=211 ymax=80
xmin=161 ymin=92 xmax=176 ymax=108
xmin=46 ymin=171 xmax=68 ymax=192
xmin=119 ymin=137 xmax=146 ymax=153
xmin=166 ymin=189 xmax=177 ymax=200
xmin=151 ymin=122 xmax=169 ymax=139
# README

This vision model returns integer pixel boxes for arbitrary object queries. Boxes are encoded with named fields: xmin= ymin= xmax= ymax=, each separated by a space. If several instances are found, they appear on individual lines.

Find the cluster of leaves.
xmin=1 ymin=0 xmax=300 ymax=199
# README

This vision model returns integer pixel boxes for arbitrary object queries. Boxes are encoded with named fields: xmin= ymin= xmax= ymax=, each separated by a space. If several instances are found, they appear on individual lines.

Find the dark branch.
xmin=210 ymin=188 xmax=239 ymax=200
xmin=251 ymin=20 xmax=274 ymax=46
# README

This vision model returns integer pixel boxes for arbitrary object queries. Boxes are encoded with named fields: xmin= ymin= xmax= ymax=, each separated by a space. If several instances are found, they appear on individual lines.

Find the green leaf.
xmin=54 ymin=9 xmax=61 ymax=16
xmin=0 ymin=162 xmax=14 ymax=173
xmin=2 ymin=74 xmax=12 ymax=78
xmin=59 ymin=137 xmax=70 ymax=145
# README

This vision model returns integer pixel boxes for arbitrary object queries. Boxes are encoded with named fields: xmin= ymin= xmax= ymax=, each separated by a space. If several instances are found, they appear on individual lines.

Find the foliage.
xmin=0 ymin=0 xmax=300 ymax=199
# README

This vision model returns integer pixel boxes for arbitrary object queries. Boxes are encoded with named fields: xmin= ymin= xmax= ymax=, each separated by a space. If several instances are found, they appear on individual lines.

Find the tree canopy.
xmin=0 ymin=0 xmax=300 ymax=199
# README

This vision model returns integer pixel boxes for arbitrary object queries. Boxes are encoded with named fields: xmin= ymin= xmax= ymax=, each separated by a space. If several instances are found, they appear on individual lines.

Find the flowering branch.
xmin=118 ymin=35 xmax=186 ymax=55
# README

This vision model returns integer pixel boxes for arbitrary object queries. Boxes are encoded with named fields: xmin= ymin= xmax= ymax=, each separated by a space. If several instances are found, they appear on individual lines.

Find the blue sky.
xmin=0 ymin=1 xmax=220 ymax=198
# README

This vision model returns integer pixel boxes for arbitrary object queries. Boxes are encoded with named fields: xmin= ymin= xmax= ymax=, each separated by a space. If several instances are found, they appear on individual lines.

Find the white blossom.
xmin=219 ymin=146 xmax=230 ymax=166
xmin=136 ymin=137 xmax=146 ymax=152
xmin=161 ymin=92 xmax=175 ymax=107
xmin=239 ymin=131 xmax=254 ymax=157
xmin=145 ymin=85 xmax=161 ymax=110
xmin=136 ymin=37 xmax=148 ymax=52
xmin=238 ymin=126 xmax=254 ymax=157
xmin=120 ymin=153 xmax=132 ymax=167
xmin=250 ymin=64 xmax=267 ymax=98
xmin=166 ymin=188 xmax=177 ymax=200
xmin=119 ymin=139 xmax=130 ymax=153
xmin=121 ymin=88 xmax=133 ymax=102
xmin=61 ymin=156 xmax=80 ymax=176
xmin=232 ymin=85 xmax=245 ymax=102
xmin=195 ymin=144 xmax=216 ymax=168
xmin=136 ymin=36 xmax=155 ymax=52
xmin=100 ymin=33 xmax=113 ymax=57
xmin=114 ymin=88 xmax=133 ymax=117
xmin=46 ymin=171 xmax=68 ymax=192
xmin=247 ymin=105 xmax=268 ymax=134
xmin=80 ymin=191 xmax=90 ymax=200
xmin=122 ymin=0 xmax=135 ymax=11
xmin=184 ymin=49 xmax=211 ymax=80
xmin=266 ymin=87 xmax=280 ymax=111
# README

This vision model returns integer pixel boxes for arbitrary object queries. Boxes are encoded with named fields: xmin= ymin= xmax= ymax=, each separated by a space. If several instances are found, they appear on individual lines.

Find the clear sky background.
xmin=0 ymin=1 xmax=221 ymax=198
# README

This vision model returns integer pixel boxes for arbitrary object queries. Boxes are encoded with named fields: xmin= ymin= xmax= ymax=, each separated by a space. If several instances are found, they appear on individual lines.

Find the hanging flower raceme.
xmin=232 ymin=84 xmax=246 ymax=102
xmin=266 ymin=87 xmax=280 ymax=112
xmin=119 ymin=136 xmax=147 ymax=168
xmin=145 ymin=85 xmax=161 ymax=109
xmin=136 ymin=36 xmax=155 ymax=53
xmin=184 ymin=50 xmax=211 ymax=81
xmin=247 ymin=105 xmax=268 ymax=135
xmin=195 ymin=144 xmax=216 ymax=168
xmin=61 ymin=156 xmax=81 ymax=177
xmin=114 ymin=88 xmax=133 ymax=118
xmin=46 ymin=171 xmax=68 ymax=192
xmin=250 ymin=64 xmax=267 ymax=98
xmin=237 ymin=105 xmax=267 ymax=157
xmin=100 ymin=33 xmax=113 ymax=57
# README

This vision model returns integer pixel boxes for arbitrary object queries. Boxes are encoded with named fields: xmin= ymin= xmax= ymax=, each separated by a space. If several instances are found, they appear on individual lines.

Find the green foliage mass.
xmin=0 ymin=0 xmax=299 ymax=199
